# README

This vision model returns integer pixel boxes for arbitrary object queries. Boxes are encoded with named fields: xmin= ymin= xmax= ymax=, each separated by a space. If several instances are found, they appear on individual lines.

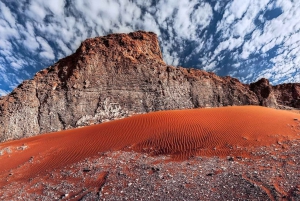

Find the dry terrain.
xmin=0 ymin=106 xmax=300 ymax=200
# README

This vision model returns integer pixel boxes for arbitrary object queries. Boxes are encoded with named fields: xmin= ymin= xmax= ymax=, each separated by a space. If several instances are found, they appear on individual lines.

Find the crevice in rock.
xmin=57 ymin=113 xmax=66 ymax=130
xmin=97 ymin=171 xmax=109 ymax=198
xmin=35 ymin=87 xmax=42 ymax=134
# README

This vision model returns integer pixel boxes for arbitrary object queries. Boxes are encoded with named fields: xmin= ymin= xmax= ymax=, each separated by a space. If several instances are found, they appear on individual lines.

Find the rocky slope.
xmin=0 ymin=31 xmax=299 ymax=142
xmin=2 ymin=142 xmax=300 ymax=200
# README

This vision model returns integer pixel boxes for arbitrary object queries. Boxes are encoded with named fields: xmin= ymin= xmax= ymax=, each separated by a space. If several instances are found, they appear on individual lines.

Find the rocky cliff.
xmin=0 ymin=31 xmax=299 ymax=142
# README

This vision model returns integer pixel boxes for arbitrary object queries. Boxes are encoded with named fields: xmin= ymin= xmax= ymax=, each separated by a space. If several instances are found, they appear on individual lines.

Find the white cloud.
xmin=137 ymin=12 xmax=160 ymax=34
xmin=11 ymin=62 xmax=22 ymax=70
xmin=214 ymin=2 xmax=221 ymax=12
xmin=22 ymin=34 xmax=40 ymax=52
xmin=159 ymin=0 xmax=212 ymax=40
xmin=36 ymin=36 xmax=55 ymax=60
xmin=153 ymin=0 xmax=213 ymax=65
xmin=42 ymin=0 xmax=65 ymax=16
xmin=0 ymin=2 xmax=16 ymax=27
xmin=192 ymin=3 xmax=213 ymax=30
xmin=205 ymin=61 xmax=217 ymax=71
xmin=0 ymin=89 xmax=9 ymax=96
xmin=214 ymin=37 xmax=243 ymax=56
xmin=55 ymin=39 xmax=72 ymax=56
xmin=0 ymin=39 xmax=12 ymax=51
xmin=228 ymin=0 xmax=251 ymax=19
xmin=207 ymin=0 xmax=300 ymax=84
xmin=26 ymin=1 xmax=47 ymax=22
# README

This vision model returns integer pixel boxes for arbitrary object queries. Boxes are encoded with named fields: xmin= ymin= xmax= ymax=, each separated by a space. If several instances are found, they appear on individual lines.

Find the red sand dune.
xmin=0 ymin=106 xmax=300 ymax=185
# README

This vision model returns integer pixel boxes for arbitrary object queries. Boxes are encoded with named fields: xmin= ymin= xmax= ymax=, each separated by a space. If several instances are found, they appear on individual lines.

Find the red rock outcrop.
xmin=249 ymin=78 xmax=300 ymax=109
xmin=273 ymin=83 xmax=300 ymax=108
xmin=0 ymin=31 xmax=299 ymax=142
xmin=249 ymin=78 xmax=277 ymax=107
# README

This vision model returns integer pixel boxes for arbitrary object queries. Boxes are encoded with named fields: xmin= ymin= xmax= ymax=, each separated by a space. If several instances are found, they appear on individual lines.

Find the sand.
xmin=0 ymin=106 xmax=300 ymax=185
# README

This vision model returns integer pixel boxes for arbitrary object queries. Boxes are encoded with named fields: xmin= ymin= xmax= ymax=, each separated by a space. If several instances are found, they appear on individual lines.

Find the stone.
xmin=0 ymin=31 xmax=299 ymax=142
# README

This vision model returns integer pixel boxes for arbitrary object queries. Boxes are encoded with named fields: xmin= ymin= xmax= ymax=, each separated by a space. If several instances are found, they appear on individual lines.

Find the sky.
xmin=0 ymin=0 xmax=300 ymax=96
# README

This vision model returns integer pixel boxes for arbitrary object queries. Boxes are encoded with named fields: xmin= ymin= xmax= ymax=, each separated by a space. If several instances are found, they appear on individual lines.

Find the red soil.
xmin=0 ymin=106 xmax=300 ymax=185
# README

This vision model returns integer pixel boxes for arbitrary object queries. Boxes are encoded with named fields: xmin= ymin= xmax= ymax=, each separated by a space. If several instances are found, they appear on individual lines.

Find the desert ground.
xmin=0 ymin=106 xmax=300 ymax=200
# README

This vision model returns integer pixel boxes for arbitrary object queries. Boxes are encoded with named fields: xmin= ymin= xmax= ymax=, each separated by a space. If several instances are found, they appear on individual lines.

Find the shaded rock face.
xmin=250 ymin=78 xmax=300 ymax=109
xmin=273 ymin=83 xmax=300 ymax=108
xmin=0 ymin=31 xmax=298 ymax=142
xmin=249 ymin=78 xmax=277 ymax=108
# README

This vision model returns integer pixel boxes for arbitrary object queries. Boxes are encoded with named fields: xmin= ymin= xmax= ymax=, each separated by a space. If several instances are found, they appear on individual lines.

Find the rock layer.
xmin=0 ymin=31 xmax=299 ymax=142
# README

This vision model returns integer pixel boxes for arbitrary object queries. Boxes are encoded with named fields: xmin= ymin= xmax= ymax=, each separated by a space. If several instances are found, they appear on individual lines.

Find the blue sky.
xmin=0 ymin=0 xmax=300 ymax=96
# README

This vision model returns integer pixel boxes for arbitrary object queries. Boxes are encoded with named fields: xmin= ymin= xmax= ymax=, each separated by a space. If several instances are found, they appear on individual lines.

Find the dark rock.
xmin=83 ymin=168 xmax=91 ymax=172
xmin=273 ymin=83 xmax=300 ymax=108
xmin=151 ymin=167 xmax=160 ymax=173
xmin=227 ymin=156 xmax=234 ymax=161
xmin=249 ymin=78 xmax=277 ymax=107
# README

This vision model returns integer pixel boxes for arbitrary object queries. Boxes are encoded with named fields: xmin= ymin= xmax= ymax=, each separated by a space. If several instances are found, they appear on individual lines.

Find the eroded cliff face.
xmin=0 ymin=31 xmax=299 ymax=142
xmin=273 ymin=83 xmax=300 ymax=108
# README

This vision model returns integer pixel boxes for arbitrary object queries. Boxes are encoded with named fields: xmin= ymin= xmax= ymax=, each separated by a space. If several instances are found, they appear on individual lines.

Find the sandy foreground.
xmin=0 ymin=106 xmax=300 ymax=200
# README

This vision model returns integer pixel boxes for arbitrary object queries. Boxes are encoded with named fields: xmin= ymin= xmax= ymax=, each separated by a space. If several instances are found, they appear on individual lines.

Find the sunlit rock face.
xmin=0 ymin=31 xmax=299 ymax=142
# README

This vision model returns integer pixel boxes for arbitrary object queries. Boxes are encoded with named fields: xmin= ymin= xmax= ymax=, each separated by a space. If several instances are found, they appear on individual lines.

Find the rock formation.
xmin=249 ymin=78 xmax=277 ymax=108
xmin=0 ymin=31 xmax=299 ymax=142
